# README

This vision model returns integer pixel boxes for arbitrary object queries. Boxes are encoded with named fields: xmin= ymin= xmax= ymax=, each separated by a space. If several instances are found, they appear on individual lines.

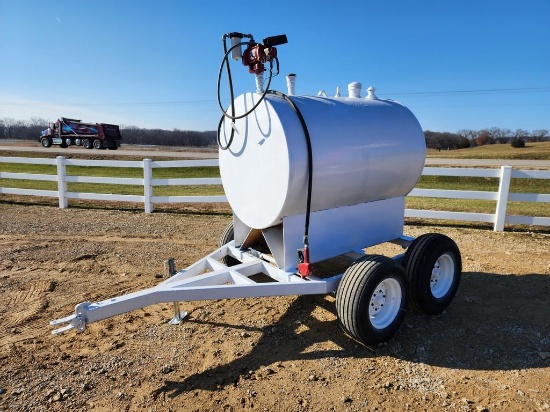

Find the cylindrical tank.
xmin=219 ymin=92 xmax=426 ymax=229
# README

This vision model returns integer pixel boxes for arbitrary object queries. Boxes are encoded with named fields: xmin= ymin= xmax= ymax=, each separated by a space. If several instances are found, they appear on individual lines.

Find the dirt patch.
xmin=0 ymin=202 xmax=549 ymax=411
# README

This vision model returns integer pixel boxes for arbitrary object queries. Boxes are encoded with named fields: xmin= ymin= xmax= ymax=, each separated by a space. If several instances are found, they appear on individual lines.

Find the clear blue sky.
xmin=1 ymin=0 xmax=549 ymax=133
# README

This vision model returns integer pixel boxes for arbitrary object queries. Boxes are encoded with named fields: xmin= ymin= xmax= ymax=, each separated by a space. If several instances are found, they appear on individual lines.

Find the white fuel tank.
xmin=219 ymin=92 xmax=426 ymax=229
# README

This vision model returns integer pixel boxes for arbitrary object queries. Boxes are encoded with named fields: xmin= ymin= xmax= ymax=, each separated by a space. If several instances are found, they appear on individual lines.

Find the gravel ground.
xmin=0 ymin=200 xmax=549 ymax=411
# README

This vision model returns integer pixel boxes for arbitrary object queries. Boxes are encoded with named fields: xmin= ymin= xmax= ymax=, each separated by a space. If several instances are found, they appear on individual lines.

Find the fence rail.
xmin=1 ymin=156 xmax=549 ymax=231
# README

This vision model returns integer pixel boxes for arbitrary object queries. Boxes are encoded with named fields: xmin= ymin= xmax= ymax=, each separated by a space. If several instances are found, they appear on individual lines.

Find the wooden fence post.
xmin=494 ymin=165 xmax=512 ymax=231
xmin=56 ymin=156 xmax=68 ymax=209
xmin=143 ymin=158 xmax=153 ymax=213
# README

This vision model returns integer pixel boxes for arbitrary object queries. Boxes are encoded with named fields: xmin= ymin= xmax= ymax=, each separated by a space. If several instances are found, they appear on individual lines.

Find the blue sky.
xmin=1 ymin=0 xmax=549 ymax=133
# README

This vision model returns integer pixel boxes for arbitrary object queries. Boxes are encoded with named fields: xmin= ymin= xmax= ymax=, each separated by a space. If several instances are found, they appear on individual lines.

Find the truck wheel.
xmin=64 ymin=138 xmax=72 ymax=146
xmin=82 ymin=139 xmax=92 ymax=149
xmin=402 ymin=233 xmax=462 ymax=315
xmin=336 ymin=255 xmax=409 ymax=345
xmin=93 ymin=139 xmax=103 ymax=149
xmin=40 ymin=137 xmax=52 ymax=148
xmin=218 ymin=221 xmax=239 ymax=266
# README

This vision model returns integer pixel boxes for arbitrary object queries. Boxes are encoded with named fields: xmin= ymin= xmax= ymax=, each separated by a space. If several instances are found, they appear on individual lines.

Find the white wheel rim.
xmin=369 ymin=278 xmax=402 ymax=329
xmin=430 ymin=253 xmax=455 ymax=298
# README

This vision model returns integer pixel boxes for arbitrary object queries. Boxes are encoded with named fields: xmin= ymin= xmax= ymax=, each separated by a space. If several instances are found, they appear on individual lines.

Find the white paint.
xmin=219 ymin=92 xmax=426 ymax=229
xmin=286 ymin=74 xmax=296 ymax=96
xmin=347 ymin=82 xmax=362 ymax=98
xmin=366 ymin=86 xmax=377 ymax=99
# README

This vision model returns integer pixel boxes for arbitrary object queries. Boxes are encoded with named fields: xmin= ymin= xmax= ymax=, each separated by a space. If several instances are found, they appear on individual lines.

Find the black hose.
xmin=216 ymin=39 xmax=277 ymax=150
xmin=266 ymin=91 xmax=313 ymax=247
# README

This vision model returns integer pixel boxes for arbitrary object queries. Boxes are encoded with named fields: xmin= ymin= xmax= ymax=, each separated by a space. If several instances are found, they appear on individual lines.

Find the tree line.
xmin=0 ymin=117 xmax=217 ymax=147
xmin=426 ymin=127 xmax=548 ymax=150
xmin=1 ymin=117 xmax=547 ymax=150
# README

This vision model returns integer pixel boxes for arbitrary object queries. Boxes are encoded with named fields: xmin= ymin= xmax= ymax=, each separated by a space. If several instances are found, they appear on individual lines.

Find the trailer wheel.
xmin=93 ymin=139 xmax=103 ymax=149
xmin=40 ymin=137 xmax=52 ymax=148
xmin=336 ymin=255 xmax=409 ymax=345
xmin=218 ymin=221 xmax=239 ymax=266
xmin=82 ymin=139 xmax=92 ymax=149
xmin=402 ymin=233 xmax=461 ymax=315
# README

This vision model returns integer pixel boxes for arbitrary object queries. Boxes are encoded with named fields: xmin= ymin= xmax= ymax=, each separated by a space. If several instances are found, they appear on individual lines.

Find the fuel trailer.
xmin=52 ymin=32 xmax=462 ymax=346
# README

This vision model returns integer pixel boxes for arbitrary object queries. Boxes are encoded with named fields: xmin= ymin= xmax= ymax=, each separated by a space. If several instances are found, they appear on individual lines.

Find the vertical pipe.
xmin=348 ymin=82 xmax=362 ymax=98
xmin=286 ymin=74 xmax=296 ymax=96
xmin=255 ymin=73 xmax=264 ymax=94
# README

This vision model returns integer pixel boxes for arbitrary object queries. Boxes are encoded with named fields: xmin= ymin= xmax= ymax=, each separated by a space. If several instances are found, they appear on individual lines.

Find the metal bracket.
xmin=50 ymin=301 xmax=91 ymax=334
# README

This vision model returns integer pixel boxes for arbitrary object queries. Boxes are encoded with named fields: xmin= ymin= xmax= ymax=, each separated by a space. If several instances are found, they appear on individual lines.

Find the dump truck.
xmin=39 ymin=117 xmax=121 ymax=150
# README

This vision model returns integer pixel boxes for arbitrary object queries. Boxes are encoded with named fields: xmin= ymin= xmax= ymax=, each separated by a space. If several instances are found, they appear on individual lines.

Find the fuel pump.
xmin=217 ymin=32 xmax=288 ymax=129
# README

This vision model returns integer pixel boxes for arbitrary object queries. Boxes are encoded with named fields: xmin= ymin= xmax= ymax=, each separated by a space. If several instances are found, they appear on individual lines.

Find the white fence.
xmin=1 ymin=156 xmax=549 ymax=232
xmin=406 ymin=166 xmax=550 ymax=231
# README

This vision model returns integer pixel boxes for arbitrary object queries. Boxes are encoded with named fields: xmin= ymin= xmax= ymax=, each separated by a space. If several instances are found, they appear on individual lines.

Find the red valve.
xmin=242 ymin=43 xmax=278 ymax=74
xmin=298 ymin=246 xmax=312 ymax=278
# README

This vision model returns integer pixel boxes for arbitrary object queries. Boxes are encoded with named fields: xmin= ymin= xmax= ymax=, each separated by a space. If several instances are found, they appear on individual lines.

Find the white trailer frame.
xmin=51 ymin=236 xmax=412 ymax=335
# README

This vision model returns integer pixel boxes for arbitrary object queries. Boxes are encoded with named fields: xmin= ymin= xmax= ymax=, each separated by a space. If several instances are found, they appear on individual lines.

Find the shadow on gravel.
xmin=389 ymin=271 xmax=550 ymax=371
xmin=153 ymin=271 xmax=550 ymax=398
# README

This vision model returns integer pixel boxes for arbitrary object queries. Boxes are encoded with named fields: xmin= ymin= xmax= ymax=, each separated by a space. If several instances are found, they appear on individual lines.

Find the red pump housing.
xmin=242 ymin=43 xmax=278 ymax=74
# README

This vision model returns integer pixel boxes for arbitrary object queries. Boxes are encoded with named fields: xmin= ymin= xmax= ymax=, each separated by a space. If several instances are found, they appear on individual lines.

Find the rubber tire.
xmin=64 ymin=138 xmax=72 ymax=146
xmin=107 ymin=146 xmax=118 ymax=150
xmin=82 ymin=139 xmax=92 ymax=149
xmin=336 ymin=255 xmax=409 ymax=345
xmin=40 ymin=137 xmax=52 ymax=148
xmin=402 ymin=233 xmax=462 ymax=315
xmin=218 ymin=221 xmax=239 ymax=266
xmin=93 ymin=139 xmax=103 ymax=149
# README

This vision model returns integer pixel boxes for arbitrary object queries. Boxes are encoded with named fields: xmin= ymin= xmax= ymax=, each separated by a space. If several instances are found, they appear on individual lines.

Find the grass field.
xmin=1 ymin=145 xmax=549 ymax=219
xmin=427 ymin=141 xmax=550 ymax=160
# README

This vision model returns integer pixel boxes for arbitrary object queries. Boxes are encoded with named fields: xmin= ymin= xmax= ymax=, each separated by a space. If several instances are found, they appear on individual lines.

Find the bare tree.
xmin=487 ymin=127 xmax=512 ymax=144
xmin=530 ymin=129 xmax=549 ymax=142
xmin=457 ymin=129 xmax=479 ymax=146
xmin=514 ymin=129 xmax=530 ymax=141
xmin=476 ymin=130 xmax=493 ymax=146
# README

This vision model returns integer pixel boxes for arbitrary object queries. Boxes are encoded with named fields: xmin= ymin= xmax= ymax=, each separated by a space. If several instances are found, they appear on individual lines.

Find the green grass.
xmin=417 ymin=175 xmax=549 ymax=193
xmin=1 ymin=152 xmax=548 ymax=219
xmin=408 ymin=174 xmax=549 ymax=217
xmin=406 ymin=197 xmax=549 ymax=218
xmin=0 ymin=164 xmax=224 ymax=196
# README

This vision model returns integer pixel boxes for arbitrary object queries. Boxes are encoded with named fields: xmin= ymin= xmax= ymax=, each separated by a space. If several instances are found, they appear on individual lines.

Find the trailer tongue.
xmin=51 ymin=32 xmax=462 ymax=346
xmin=51 ymin=240 xmax=345 ymax=335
